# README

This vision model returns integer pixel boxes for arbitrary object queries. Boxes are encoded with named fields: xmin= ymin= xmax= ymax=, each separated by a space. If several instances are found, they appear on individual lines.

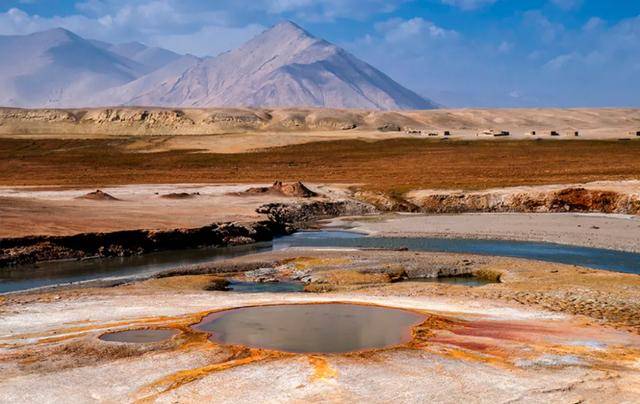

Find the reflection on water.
xmin=0 ymin=242 xmax=271 ymax=293
xmin=99 ymin=328 xmax=179 ymax=343
xmin=193 ymin=303 xmax=426 ymax=353
xmin=272 ymin=230 xmax=364 ymax=249
xmin=285 ymin=233 xmax=640 ymax=275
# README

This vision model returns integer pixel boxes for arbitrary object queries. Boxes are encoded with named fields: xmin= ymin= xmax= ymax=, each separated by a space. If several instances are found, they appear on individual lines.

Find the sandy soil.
xmin=334 ymin=212 xmax=640 ymax=252
xmin=125 ymin=131 xmax=420 ymax=154
xmin=3 ymin=137 xmax=640 ymax=192
xmin=0 ymin=183 xmax=350 ymax=238
xmin=2 ymin=249 xmax=640 ymax=403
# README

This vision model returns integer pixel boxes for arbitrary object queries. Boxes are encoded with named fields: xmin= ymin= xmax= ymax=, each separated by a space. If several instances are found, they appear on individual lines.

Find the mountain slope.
xmin=0 ymin=28 xmax=147 ymax=107
xmin=108 ymin=22 xmax=435 ymax=110
xmin=90 ymin=54 xmax=202 ymax=106
xmin=92 ymin=40 xmax=182 ymax=72
xmin=0 ymin=23 xmax=436 ymax=110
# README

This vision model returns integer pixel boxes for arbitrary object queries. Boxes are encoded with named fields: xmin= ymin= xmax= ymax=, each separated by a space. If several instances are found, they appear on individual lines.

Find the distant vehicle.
xmin=478 ymin=130 xmax=510 ymax=137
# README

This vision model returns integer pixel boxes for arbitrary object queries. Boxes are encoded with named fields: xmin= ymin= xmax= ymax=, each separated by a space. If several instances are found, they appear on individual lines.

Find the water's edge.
xmin=2 ymin=230 xmax=639 ymax=294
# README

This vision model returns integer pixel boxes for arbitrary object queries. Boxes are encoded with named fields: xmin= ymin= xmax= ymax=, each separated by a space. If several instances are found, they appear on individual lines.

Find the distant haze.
xmin=0 ymin=22 xmax=435 ymax=110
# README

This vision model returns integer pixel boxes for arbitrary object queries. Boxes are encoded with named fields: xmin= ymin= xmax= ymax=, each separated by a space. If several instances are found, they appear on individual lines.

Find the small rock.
xmin=245 ymin=267 xmax=278 ymax=283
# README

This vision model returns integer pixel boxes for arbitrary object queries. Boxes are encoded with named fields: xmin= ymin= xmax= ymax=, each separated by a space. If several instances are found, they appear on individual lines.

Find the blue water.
xmin=282 ymin=232 xmax=640 ymax=275
xmin=1 ymin=230 xmax=638 ymax=294
xmin=0 ymin=242 xmax=271 ymax=294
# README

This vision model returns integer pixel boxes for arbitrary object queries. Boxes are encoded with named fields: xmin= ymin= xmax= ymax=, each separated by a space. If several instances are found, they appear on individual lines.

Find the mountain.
xmin=90 ymin=54 xmax=202 ymax=106
xmin=91 ymin=40 xmax=182 ymax=72
xmin=0 ymin=22 xmax=436 ymax=110
xmin=0 ymin=28 xmax=146 ymax=107
xmin=104 ymin=21 xmax=435 ymax=110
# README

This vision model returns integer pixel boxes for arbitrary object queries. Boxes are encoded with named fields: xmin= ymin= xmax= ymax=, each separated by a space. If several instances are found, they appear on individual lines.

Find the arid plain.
xmin=2 ymin=107 xmax=640 ymax=403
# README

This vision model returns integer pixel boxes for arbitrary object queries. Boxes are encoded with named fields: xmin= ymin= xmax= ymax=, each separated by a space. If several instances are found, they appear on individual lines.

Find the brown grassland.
xmin=1 ymin=137 xmax=640 ymax=192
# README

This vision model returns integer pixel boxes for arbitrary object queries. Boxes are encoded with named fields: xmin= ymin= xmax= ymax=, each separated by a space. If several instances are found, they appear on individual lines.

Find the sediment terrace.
xmin=356 ymin=181 xmax=640 ymax=214
xmin=2 ymin=107 xmax=639 ymax=138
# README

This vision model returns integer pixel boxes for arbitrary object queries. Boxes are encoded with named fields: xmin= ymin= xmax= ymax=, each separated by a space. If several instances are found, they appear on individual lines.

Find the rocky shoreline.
xmin=0 ymin=199 xmax=376 ymax=267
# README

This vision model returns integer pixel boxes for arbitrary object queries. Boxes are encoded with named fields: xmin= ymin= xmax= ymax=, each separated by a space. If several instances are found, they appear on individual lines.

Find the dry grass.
xmin=2 ymin=137 xmax=640 ymax=192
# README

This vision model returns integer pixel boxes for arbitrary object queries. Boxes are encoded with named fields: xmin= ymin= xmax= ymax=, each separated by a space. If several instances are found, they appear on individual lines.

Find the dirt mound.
xmin=77 ymin=190 xmax=120 ymax=201
xmin=257 ymin=200 xmax=377 ymax=225
xmin=160 ymin=192 xmax=200 ymax=200
xmin=241 ymin=181 xmax=319 ymax=198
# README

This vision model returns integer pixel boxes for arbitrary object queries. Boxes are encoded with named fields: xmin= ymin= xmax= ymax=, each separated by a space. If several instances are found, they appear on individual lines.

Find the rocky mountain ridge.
xmin=0 ymin=22 xmax=435 ymax=110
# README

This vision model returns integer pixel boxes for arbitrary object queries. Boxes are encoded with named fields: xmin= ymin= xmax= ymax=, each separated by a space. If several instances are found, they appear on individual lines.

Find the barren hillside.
xmin=1 ymin=107 xmax=639 ymax=138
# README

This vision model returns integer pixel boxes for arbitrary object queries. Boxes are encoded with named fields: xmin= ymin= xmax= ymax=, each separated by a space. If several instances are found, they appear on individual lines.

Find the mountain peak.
xmin=36 ymin=27 xmax=80 ymax=41
xmin=0 ymin=23 xmax=436 ymax=110
xmin=264 ymin=20 xmax=315 ymax=40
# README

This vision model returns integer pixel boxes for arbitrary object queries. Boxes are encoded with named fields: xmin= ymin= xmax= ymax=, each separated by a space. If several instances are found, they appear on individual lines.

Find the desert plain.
xmin=1 ymin=107 xmax=640 ymax=403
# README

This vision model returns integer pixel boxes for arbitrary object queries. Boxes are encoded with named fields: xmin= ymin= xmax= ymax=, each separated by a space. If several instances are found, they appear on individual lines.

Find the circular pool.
xmin=192 ymin=303 xmax=426 ymax=354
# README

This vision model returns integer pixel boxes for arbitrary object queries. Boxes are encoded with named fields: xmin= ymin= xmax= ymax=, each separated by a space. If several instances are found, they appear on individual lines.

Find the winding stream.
xmin=1 ymin=230 xmax=639 ymax=294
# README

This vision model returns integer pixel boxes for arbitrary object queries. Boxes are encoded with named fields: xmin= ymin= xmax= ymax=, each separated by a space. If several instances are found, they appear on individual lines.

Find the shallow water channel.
xmin=277 ymin=231 xmax=640 ymax=275
xmin=193 ymin=303 xmax=426 ymax=353
xmin=2 ymin=230 xmax=639 ymax=294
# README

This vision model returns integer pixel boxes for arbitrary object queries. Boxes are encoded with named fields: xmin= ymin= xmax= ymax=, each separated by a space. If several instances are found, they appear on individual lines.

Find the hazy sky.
xmin=1 ymin=0 xmax=639 ymax=107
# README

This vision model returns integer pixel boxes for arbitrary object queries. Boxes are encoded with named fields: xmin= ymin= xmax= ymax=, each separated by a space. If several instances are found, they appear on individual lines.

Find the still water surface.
xmin=2 ymin=230 xmax=639 ymax=293
xmin=193 ymin=303 xmax=426 ymax=353
xmin=99 ymin=328 xmax=179 ymax=343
